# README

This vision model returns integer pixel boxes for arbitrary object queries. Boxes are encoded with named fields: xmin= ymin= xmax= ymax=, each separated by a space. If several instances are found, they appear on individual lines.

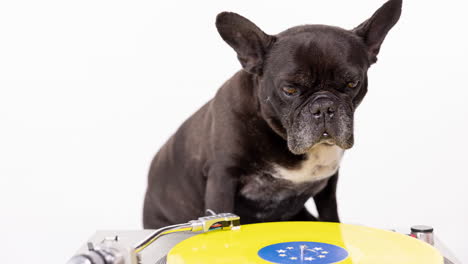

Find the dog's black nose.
xmin=310 ymin=98 xmax=335 ymax=119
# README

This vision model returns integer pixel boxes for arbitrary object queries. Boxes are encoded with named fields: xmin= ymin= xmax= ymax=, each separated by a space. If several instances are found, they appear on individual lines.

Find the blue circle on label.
xmin=258 ymin=241 xmax=348 ymax=264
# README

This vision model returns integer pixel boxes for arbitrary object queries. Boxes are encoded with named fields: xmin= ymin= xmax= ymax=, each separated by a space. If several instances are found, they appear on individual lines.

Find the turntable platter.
xmin=167 ymin=222 xmax=443 ymax=264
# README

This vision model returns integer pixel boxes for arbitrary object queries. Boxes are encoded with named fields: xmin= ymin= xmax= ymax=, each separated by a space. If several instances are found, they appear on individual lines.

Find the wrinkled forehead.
xmin=266 ymin=28 xmax=369 ymax=85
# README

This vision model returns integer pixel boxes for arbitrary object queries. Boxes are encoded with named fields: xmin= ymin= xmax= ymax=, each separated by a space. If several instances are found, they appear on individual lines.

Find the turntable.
xmin=66 ymin=213 xmax=460 ymax=264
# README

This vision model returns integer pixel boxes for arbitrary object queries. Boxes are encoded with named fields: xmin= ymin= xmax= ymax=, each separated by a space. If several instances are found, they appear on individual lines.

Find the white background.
xmin=0 ymin=0 xmax=467 ymax=263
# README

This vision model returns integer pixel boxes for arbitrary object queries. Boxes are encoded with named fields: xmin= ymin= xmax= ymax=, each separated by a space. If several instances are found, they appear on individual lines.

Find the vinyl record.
xmin=166 ymin=222 xmax=443 ymax=264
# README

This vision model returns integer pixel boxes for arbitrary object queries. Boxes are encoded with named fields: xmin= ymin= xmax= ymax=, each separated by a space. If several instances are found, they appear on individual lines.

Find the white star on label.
xmin=277 ymin=250 xmax=286 ymax=253
xmin=318 ymin=255 xmax=325 ymax=258
xmin=314 ymin=247 xmax=323 ymax=250
xmin=289 ymin=257 xmax=297 ymax=260
xmin=305 ymin=257 xmax=315 ymax=261
xmin=279 ymin=254 xmax=286 ymax=257
xmin=286 ymin=247 xmax=294 ymax=249
xmin=321 ymin=251 xmax=328 ymax=254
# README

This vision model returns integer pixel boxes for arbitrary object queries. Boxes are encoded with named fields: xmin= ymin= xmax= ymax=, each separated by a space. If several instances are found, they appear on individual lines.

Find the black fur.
xmin=143 ymin=0 xmax=402 ymax=228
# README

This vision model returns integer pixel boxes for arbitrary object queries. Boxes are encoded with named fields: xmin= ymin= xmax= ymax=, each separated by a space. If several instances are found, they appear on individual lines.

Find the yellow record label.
xmin=167 ymin=222 xmax=443 ymax=264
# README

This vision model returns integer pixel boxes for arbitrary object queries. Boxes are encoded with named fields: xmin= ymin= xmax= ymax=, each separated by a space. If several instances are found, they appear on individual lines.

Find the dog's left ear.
xmin=353 ymin=0 xmax=402 ymax=64
xmin=216 ymin=12 xmax=275 ymax=75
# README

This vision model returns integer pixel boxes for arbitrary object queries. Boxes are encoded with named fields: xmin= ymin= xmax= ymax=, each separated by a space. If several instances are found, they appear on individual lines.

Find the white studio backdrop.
xmin=0 ymin=0 xmax=467 ymax=263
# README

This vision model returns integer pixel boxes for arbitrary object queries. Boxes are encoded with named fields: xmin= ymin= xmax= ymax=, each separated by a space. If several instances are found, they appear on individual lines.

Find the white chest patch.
xmin=273 ymin=144 xmax=344 ymax=184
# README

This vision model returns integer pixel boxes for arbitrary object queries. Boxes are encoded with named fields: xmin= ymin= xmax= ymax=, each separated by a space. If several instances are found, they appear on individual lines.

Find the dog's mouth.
xmin=319 ymin=132 xmax=336 ymax=146
xmin=287 ymin=129 xmax=353 ymax=155
xmin=319 ymin=130 xmax=354 ymax=149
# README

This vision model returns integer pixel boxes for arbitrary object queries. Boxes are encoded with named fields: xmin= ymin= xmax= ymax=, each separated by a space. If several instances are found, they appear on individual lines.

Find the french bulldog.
xmin=143 ymin=0 xmax=402 ymax=228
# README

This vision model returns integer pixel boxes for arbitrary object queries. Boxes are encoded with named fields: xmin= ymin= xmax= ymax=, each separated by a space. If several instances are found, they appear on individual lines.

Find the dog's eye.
xmin=282 ymin=86 xmax=299 ymax=96
xmin=347 ymin=80 xmax=360 ymax=89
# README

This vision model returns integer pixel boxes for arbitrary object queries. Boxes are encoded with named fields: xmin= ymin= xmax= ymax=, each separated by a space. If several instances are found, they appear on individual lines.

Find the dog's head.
xmin=216 ymin=0 xmax=402 ymax=154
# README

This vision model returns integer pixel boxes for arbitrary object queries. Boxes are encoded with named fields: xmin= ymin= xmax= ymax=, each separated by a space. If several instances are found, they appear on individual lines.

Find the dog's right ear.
xmin=216 ymin=12 xmax=275 ymax=75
